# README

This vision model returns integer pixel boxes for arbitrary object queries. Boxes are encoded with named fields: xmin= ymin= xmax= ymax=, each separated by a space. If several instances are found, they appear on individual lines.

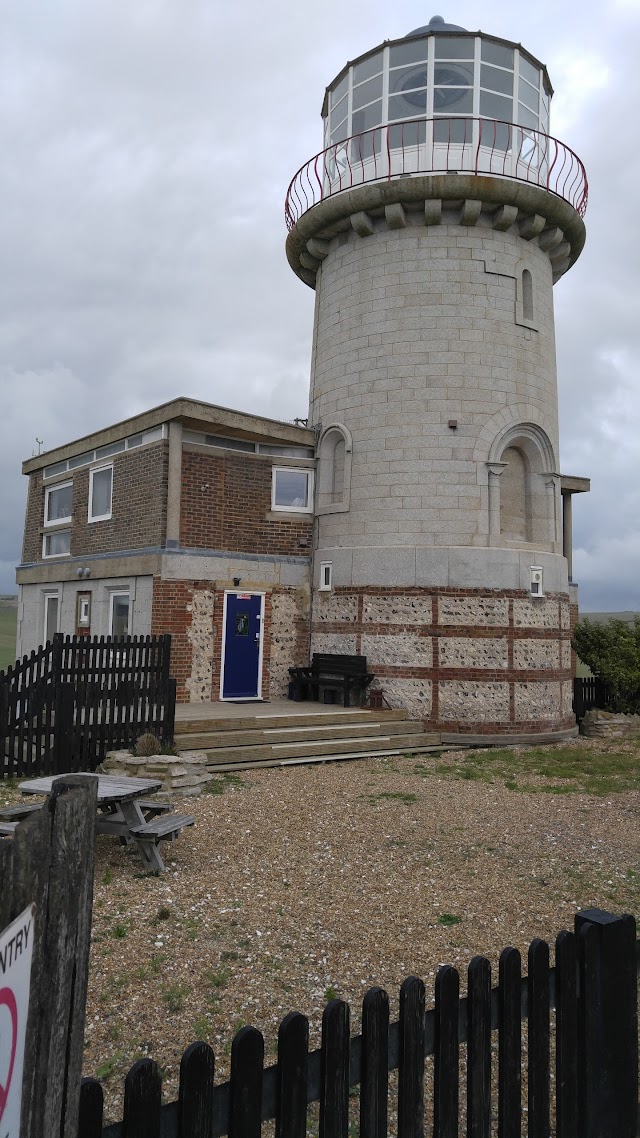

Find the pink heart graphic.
xmin=0 ymin=987 xmax=18 ymax=1124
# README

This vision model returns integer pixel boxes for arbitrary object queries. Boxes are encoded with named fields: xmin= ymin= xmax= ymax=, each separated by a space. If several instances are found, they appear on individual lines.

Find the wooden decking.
xmin=173 ymin=700 xmax=442 ymax=772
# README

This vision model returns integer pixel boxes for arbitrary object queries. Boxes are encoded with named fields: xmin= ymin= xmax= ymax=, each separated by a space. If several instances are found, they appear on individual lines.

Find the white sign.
xmin=0 ymin=905 xmax=36 ymax=1138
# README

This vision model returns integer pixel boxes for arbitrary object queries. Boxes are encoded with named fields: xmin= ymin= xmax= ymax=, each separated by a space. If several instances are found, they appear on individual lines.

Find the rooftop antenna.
xmin=34 ymin=437 xmax=43 ymax=456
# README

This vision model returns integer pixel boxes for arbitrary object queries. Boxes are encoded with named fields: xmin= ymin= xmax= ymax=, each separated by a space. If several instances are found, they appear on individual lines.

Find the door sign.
xmin=0 ymin=904 xmax=36 ymax=1138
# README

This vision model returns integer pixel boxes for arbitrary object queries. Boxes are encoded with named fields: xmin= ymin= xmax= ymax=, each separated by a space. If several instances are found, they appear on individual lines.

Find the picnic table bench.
xmin=15 ymin=775 xmax=195 ymax=873
xmin=288 ymin=653 xmax=374 ymax=708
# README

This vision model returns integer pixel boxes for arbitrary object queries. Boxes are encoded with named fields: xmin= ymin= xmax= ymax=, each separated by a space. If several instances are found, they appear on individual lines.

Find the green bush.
xmin=573 ymin=618 xmax=640 ymax=712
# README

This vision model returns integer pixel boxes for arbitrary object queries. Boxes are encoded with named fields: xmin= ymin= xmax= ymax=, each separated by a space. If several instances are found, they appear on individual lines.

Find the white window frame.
xmin=530 ymin=566 xmax=544 ymax=597
xmin=271 ymin=467 xmax=314 ymax=513
xmin=109 ymin=591 xmax=131 ymax=636
xmin=42 ymin=530 xmax=71 ymax=559
xmin=43 ymin=592 xmax=60 ymax=644
xmin=88 ymin=463 xmax=113 ymax=523
xmin=319 ymin=562 xmax=333 ymax=591
xmin=44 ymin=481 xmax=72 ymax=527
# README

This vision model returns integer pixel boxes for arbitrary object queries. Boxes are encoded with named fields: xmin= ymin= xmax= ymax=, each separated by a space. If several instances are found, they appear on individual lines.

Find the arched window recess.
xmin=316 ymin=423 xmax=352 ymax=515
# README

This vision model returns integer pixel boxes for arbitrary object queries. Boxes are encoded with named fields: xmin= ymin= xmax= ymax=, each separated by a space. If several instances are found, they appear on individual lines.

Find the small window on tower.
xmin=319 ymin=562 xmax=333 ymax=591
xmin=522 ymin=269 xmax=534 ymax=321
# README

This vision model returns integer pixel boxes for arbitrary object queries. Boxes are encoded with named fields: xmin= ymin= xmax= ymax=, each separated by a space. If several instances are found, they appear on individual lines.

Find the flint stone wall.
xmin=439 ymin=636 xmax=508 ymax=669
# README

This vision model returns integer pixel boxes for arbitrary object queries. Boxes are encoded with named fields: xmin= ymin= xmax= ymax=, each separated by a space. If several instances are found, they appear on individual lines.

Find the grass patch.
xmin=364 ymin=791 xmax=418 ymax=805
xmin=415 ymin=744 xmax=640 ymax=795
xmin=205 ymin=773 xmax=247 ymax=795
xmin=162 ymin=984 xmax=189 ymax=1014
xmin=438 ymin=913 xmax=462 ymax=927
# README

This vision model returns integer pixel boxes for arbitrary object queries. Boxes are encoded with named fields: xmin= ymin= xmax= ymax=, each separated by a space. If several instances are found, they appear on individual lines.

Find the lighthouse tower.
xmin=285 ymin=17 xmax=589 ymax=738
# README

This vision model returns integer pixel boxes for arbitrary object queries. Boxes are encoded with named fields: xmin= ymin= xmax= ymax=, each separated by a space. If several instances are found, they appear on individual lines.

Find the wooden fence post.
xmin=575 ymin=908 xmax=638 ymax=1138
xmin=0 ymin=776 xmax=97 ymax=1138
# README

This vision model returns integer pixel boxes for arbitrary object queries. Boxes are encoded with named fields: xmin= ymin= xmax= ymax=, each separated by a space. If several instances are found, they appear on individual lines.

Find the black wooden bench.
xmin=288 ymin=653 xmax=374 ymax=708
xmin=0 ymin=802 xmax=43 ymax=821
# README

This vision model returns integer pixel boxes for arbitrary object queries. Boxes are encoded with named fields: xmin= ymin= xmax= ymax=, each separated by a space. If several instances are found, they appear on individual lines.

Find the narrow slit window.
xmin=522 ymin=269 xmax=534 ymax=321
xmin=319 ymin=562 xmax=333 ymax=591
xmin=89 ymin=464 xmax=113 ymax=522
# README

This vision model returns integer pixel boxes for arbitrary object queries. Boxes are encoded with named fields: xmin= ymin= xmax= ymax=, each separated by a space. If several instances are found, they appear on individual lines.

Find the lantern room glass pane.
xmin=518 ymin=103 xmax=539 ymax=129
xmin=352 ymin=100 xmax=383 ymax=133
xmin=434 ymin=86 xmax=473 ymax=114
xmin=479 ymin=118 xmax=513 ymax=152
xmin=352 ymin=74 xmax=383 ymax=110
xmin=389 ymin=120 xmax=427 ymax=148
xmin=481 ymin=40 xmax=514 ymax=69
xmin=479 ymin=90 xmax=513 ymax=120
xmin=434 ymin=118 xmax=473 ymax=143
xmin=353 ymin=52 xmax=383 ymax=85
xmin=520 ymin=55 xmax=540 ymax=88
xmin=389 ymin=64 xmax=428 ymax=94
xmin=330 ymin=119 xmax=349 ymax=144
xmin=388 ymin=90 xmax=427 ymax=120
xmin=434 ymin=62 xmax=474 ymax=86
xmin=519 ymin=78 xmax=539 ymax=112
xmin=389 ymin=38 xmax=428 ymax=68
xmin=330 ymin=74 xmax=349 ymax=108
xmin=434 ymin=36 xmax=474 ymax=59
xmin=480 ymin=63 xmax=513 ymax=95
xmin=330 ymin=94 xmax=348 ymax=127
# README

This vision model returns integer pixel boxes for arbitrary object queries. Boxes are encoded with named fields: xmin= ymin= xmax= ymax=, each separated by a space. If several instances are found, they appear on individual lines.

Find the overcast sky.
xmin=0 ymin=0 xmax=638 ymax=610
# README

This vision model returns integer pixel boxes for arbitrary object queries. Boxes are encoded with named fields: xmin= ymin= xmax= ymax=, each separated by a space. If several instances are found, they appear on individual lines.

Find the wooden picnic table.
xmin=15 ymin=774 xmax=195 ymax=873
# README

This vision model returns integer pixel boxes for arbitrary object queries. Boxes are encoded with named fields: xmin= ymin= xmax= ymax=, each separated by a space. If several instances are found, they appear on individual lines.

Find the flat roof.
xmin=22 ymin=396 xmax=315 ymax=475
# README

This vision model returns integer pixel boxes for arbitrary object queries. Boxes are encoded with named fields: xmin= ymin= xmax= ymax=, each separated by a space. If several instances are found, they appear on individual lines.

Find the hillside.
xmin=0 ymin=595 xmax=17 ymax=671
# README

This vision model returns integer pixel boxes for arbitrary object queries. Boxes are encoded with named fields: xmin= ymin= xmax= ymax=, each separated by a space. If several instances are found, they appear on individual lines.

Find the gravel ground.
xmin=3 ymin=738 xmax=639 ymax=1123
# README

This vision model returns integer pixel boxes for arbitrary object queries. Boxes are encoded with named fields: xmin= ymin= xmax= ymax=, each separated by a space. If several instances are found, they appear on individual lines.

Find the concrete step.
xmin=204 ymin=732 xmax=440 ymax=767
xmin=177 ymin=717 xmax=422 ymax=750
xmin=203 ymin=744 xmax=444 ymax=775
xmin=174 ymin=707 xmax=409 ymax=735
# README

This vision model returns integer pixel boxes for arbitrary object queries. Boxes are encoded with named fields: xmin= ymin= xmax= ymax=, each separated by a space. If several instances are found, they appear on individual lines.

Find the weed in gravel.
xmin=112 ymin=922 xmax=129 ymax=939
xmin=163 ymin=984 xmax=189 ymax=1013
xmin=155 ymin=906 xmax=171 ymax=921
xmin=438 ymin=913 xmax=462 ymax=927
xmin=205 ymin=773 xmax=246 ymax=795
xmin=365 ymin=791 xmax=418 ymax=805
xmin=324 ymin=986 xmax=338 ymax=1001
xmin=194 ymin=1013 xmax=211 ymax=1040
xmin=102 ymin=868 xmax=113 ymax=885
xmin=96 ymin=1052 xmax=127 ymax=1080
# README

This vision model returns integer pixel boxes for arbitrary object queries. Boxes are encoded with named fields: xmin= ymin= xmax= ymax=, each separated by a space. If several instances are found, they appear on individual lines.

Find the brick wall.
xmin=22 ymin=442 xmax=168 ymax=562
xmin=311 ymin=585 xmax=576 ymax=734
xmin=179 ymin=448 xmax=313 ymax=557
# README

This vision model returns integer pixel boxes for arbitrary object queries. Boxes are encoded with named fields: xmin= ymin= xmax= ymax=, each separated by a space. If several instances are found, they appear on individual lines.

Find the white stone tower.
xmin=285 ymin=17 xmax=589 ymax=738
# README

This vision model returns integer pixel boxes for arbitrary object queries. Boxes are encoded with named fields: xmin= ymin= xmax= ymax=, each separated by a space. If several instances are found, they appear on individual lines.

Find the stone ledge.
xmin=103 ymin=750 xmax=212 ymax=796
xmin=581 ymin=709 xmax=640 ymax=740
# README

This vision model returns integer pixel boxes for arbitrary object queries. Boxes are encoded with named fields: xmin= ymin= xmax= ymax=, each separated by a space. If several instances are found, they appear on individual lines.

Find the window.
xmin=77 ymin=592 xmax=91 ymax=627
xmin=43 ymin=594 xmax=59 ymax=644
xmin=319 ymin=562 xmax=333 ymax=591
xmin=522 ymin=270 xmax=534 ymax=320
xmin=272 ymin=468 xmax=313 ymax=512
xmin=88 ymin=464 xmax=113 ymax=522
xmin=43 ymin=530 xmax=71 ymax=558
xmin=44 ymin=482 xmax=72 ymax=526
xmin=530 ymin=567 xmax=544 ymax=597
xmin=109 ymin=593 xmax=130 ymax=637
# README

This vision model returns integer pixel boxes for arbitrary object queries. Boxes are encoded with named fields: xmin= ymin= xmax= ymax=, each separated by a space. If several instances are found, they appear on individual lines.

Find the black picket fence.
xmin=78 ymin=909 xmax=638 ymax=1138
xmin=572 ymin=676 xmax=640 ymax=719
xmin=0 ymin=633 xmax=175 ymax=779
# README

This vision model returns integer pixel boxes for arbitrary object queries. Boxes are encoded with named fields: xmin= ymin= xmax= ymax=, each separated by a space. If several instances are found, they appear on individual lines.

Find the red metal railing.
xmin=285 ymin=117 xmax=588 ymax=230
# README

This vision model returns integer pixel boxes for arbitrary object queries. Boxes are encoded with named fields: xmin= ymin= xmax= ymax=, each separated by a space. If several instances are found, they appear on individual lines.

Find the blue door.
xmin=222 ymin=593 xmax=263 ymax=699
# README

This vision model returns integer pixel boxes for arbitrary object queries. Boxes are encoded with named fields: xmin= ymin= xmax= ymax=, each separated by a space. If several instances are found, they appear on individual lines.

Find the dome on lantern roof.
xmin=406 ymin=15 xmax=467 ymax=35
